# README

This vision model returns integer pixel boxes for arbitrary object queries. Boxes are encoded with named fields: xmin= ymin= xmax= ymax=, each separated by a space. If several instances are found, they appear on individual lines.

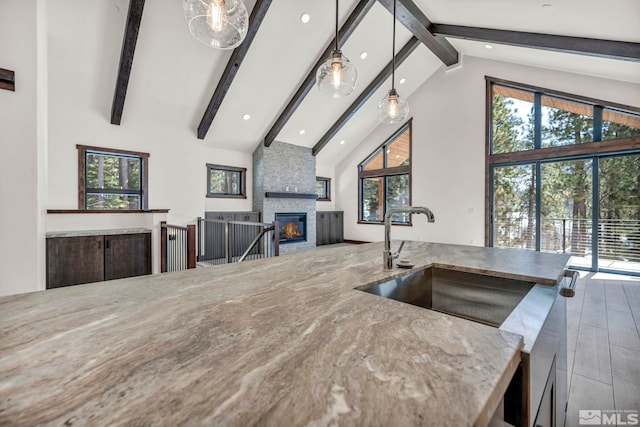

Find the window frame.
xmin=485 ymin=76 xmax=640 ymax=247
xmin=358 ymin=119 xmax=412 ymax=226
xmin=206 ymin=163 xmax=247 ymax=199
xmin=316 ymin=176 xmax=331 ymax=201
xmin=77 ymin=144 xmax=149 ymax=210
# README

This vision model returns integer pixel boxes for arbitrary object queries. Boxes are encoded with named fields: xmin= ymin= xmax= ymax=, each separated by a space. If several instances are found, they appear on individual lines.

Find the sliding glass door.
xmin=491 ymin=155 xmax=640 ymax=274
xmin=598 ymin=154 xmax=640 ymax=274
xmin=540 ymin=159 xmax=593 ymax=268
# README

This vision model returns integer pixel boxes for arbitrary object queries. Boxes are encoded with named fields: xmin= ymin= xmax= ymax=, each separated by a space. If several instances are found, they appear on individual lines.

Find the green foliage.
xmin=492 ymin=88 xmax=640 ymax=263
xmin=85 ymin=153 xmax=141 ymax=209
xmin=209 ymin=169 xmax=239 ymax=194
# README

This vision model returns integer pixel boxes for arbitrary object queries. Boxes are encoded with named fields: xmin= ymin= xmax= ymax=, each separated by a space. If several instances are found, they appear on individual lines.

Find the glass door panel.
xmin=541 ymin=160 xmax=593 ymax=269
xmin=598 ymin=154 xmax=640 ymax=274
xmin=492 ymin=164 xmax=537 ymax=249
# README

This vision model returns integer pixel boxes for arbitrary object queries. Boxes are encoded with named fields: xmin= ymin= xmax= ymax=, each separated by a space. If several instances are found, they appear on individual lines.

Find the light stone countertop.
xmin=0 ymin=241 xmax=569 ymax=426
xmin=46 ymin=228 xmax=152 ymax=238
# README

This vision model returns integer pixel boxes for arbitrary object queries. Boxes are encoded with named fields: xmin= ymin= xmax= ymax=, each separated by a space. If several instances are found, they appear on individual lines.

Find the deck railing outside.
xmin=494 ymin=215 xmax=640 ymax=272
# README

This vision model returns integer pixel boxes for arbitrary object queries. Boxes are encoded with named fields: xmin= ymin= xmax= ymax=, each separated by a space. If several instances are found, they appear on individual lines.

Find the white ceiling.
xmin=48 ymin=0 xmax=640 ymax=158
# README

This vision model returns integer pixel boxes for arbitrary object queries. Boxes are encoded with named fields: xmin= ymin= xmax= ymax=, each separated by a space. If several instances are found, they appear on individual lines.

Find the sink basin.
xmin=359 ymin=267 xmax=534 ymax=327
xmin=359 ymin=266 xmax=570 ymax=427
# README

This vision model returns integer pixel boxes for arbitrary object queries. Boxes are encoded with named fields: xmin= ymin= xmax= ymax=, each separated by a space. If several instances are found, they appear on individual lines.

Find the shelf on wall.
xmin=264 ymin=192 xmax=317 ymax=200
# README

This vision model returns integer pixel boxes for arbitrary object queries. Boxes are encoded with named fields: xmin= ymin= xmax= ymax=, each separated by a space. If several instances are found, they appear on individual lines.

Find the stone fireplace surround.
xmin=252 ymin=141 xmax=316 ymax=252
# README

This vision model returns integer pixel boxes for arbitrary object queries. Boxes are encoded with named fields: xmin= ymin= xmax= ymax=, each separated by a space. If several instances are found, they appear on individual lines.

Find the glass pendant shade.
xmin=377 ymin=89 xmax=409 ymax=124
xmin=317 ymin=51 xmax=357 ymax=98
xmin=183 ymin=0 xmax=249 ymax=49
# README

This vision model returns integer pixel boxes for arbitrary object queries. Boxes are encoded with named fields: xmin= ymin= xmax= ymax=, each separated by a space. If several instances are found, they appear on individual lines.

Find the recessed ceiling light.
xmin=484 ymin=44 xmax=493 ymax=49
xmin=360 ymin=51 xmax=368 ymax=60
xmin=300 ymin=13 xmax=310 ymax=24
xmin=399 ymin=78 xmax=406 ymax=84
xmin=299 ymin=129 xmax=306 ymax=135
xmin=242 ymin=114 xmax=251 ymax=121
xmin=396 ymin=155 xmax=400 ymax=158
xmin=339 ymin=140 xmax=346 ymax=145
xmin=387 ymin=149 xmax=391 ymax=153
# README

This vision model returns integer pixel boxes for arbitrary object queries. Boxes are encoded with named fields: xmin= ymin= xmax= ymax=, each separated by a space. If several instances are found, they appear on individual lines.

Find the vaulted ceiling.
xmin=53 ymin=0 xmax=640 ymax=164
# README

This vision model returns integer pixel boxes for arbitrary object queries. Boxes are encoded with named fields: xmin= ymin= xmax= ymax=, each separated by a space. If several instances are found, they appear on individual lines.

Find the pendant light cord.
xmin=335 ymin=0 xmax=339 ymax=51
xmin=392 ymin=0 xmax=397 ymax=89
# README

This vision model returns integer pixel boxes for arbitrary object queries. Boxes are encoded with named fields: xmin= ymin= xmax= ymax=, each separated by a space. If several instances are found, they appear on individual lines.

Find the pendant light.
xmin=183 ymin=0 xmax=249 ymax=50
xmin=377 ymin=0 xmax=409 ymax=124
xmin=316 ymin=0 xmax=357 ymax=98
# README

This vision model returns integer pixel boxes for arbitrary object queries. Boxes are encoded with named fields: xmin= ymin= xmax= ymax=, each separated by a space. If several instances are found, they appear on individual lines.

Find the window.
xmin=77 ymin=145 xmax=148 ymax=210
xmin=316 ymin=177 xmax=331 ymax=201
xmin=206 ymin=164 xmax=246 ymax=198
xmin=487 ymin=77 xmax=640 ymax=275
xmin=358 ymin=120 xmax=411 ymax=224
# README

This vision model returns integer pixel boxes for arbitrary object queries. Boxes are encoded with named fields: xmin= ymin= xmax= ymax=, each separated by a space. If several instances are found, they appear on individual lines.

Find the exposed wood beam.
xmin=111 ymin=0 xmax=145 ymax=125
xmin=376 ymin=0 xmax=458 ymax=66
xmin=263 ymin=0 xmax=377 ymax=147
xmin=431 ymin=24 xmax=640 ymax=62
xmin=197 ymin=0 xmax=273 ymax=140
xmin=0 ymin=68 xmax=15 ymax=91
xmin=312 ymin=37 xmax=420 ymax=156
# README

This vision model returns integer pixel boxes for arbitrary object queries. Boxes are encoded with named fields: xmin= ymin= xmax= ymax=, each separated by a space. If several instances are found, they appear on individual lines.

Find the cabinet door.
xmin=331 ymin=211 xmax=344 ymax=244
xmin=104 ymin=233 xmax=151 ymax=281
xmin=46 ymin=236 xmax=104 ymax=289
xmin=533 ymin=358 xmax=556 ymax=427
xmin=206 ymin=212 xmax=234 ymax=221
xmin=316 ymin=213 xmax=330 ymax=246
xmin=231 ymin=212 xmax=260 ymax=222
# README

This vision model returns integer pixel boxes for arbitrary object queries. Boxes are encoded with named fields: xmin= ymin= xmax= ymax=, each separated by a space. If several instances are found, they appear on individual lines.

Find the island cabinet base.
xmin=46 ymin=232 xmax=151 ymax=289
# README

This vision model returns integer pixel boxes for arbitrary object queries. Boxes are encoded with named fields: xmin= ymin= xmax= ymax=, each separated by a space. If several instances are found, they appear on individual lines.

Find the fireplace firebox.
xmin=275 ymin=213 xmax=307 ymax=244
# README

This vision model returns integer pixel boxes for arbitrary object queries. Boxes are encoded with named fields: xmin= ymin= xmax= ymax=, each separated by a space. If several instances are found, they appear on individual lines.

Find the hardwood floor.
xmin=565 ymin=271 xmax=640 ymax=427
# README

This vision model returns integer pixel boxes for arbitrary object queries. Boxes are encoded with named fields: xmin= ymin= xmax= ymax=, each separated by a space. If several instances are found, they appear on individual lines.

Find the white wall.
xmin=45 ymin=2 xmax=253 ymax=226
xmin=334 ymin=56 xmax=640 ymax=245
xmin=0 ymin=0 xmax=47 ymax=296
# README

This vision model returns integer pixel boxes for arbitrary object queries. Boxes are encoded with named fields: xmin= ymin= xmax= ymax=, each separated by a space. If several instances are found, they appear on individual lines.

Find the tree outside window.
xmin=316 ymin=177 xmax=331 ymax=201
xmin=206 ymin=164 xmax=246 ymax=198
xmin=359 ymin=121 xmax=412 ymax=224
xmin=77 ymin=145 xmax=148 ymax=210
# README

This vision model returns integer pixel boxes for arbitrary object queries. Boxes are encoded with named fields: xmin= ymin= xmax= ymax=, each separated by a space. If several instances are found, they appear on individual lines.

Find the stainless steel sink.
xmin=359 ymin=266 xmax=575 ymax=427
xmin=359 ymin=267 xmax=534 ymax=327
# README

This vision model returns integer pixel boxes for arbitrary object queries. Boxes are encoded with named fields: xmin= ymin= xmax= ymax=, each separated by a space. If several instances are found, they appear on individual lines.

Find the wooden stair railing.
xmin=160 ymin=221 xmax=196 ymax=273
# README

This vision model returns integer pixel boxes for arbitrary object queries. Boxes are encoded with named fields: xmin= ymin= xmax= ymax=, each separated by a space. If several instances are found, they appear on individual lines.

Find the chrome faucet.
xmin=383 ymin=206 xmax=435 ymax=270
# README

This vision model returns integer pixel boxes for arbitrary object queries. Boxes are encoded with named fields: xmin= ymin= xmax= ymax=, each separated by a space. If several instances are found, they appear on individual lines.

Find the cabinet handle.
xmin=105 ymin=240 xmax=110 ymax=249
xmin=560 ymin=270 xmax=578 ymax=297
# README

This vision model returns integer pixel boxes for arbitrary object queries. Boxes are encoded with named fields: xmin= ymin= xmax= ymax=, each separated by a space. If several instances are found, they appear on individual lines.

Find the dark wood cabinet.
xmin=316 ymin=211 xmax=344 ymax=246
xmin=233 ymin=212 xmax=260 ymax=222
xmin=46 ymin=232 xmax=151 ymax=289
xmin=316 ymin=212 xmax=331 ymax=246
xmin=46 ymin=236 xmax=104 ymax=288
xmin=104 ymin=233 xmax=151 ymax=281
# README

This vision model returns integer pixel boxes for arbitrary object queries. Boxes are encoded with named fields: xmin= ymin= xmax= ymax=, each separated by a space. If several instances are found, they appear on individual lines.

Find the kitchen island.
xmin=0 ymin=241 xmax=569 ymax=426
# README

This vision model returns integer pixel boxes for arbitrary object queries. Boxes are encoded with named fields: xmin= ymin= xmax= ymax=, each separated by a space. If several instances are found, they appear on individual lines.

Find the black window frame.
xmin=358 ymin=119 xmax=412 ymax=225
xmin=316 ymin=177 xmax=331 ymax=201
xmin=206 ymin=163 xmax=247 ymax=199
xmin=486 ymin=76 xmax=640 ymax=276
xmin=77 ymin=144 xmax=149 ymax=210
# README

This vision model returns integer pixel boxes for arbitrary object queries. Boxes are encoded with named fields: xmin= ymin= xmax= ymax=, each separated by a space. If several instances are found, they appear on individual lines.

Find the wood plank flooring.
xmin=565 ymin=272 xmax=640 ymax=427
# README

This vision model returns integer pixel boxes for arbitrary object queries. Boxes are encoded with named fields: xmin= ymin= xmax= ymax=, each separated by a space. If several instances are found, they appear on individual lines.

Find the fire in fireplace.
xmin=275 ymin=213 xmax=307 ymax=244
